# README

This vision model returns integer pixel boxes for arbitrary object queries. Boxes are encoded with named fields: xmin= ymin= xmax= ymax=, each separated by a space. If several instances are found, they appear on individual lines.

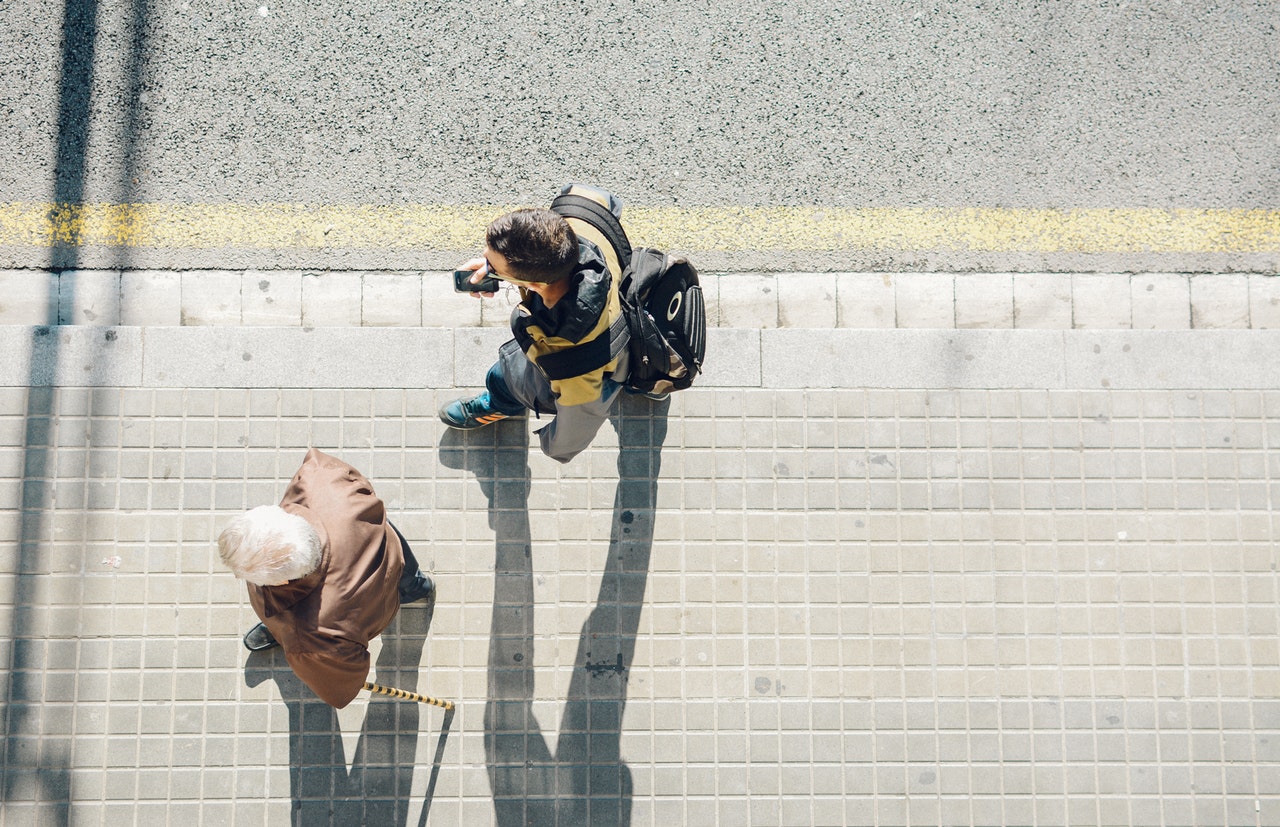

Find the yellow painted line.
xmin=0 ymin=203 xmax=493 ymax=250
xmin=635 ymin=207 xmax=1280 ymax=254
xmin=1 ymin=202 xmax=1278 ymax=253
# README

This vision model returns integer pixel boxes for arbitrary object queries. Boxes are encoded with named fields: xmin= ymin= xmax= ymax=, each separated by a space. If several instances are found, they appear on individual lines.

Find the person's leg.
xmin=438 ymin=360 xmax=527 ymax=429
xmin=483 ymin=360 xmax=527 ymax=414
xmin=391 ymin=523 xmax=434 ymax=604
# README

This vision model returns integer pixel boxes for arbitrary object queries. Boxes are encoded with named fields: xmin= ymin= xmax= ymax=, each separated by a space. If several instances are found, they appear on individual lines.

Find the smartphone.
xmin=454 ymin=268 xmax=500 ymax=293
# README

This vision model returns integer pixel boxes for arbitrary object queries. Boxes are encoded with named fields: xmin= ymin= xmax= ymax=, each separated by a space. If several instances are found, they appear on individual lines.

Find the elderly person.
xmin=218 ymin=448 xmax=433 ymax=708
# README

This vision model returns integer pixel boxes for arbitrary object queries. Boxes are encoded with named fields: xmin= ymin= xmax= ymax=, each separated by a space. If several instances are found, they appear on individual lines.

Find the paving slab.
xmin=1131 ymin=273 xmax=1192 ymax=329
xmin=761 ymin=329 xmax=1069 ymax=389
xmin=141 ymin=327 xmax=454 ymax=389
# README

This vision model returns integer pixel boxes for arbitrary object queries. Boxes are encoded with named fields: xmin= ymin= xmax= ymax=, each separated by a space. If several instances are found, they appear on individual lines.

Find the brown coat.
xmin=247 ymin=448 xmax=404 ymax=708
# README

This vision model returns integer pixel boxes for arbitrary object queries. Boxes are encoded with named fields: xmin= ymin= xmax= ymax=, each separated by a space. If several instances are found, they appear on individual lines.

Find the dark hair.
xmin=485 ymin=208 xmax=578 ymax=283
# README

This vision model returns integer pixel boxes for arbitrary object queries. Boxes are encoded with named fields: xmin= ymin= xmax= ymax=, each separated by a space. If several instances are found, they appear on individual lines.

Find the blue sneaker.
xmin=438 ymin=394 xmax=522 ymax=430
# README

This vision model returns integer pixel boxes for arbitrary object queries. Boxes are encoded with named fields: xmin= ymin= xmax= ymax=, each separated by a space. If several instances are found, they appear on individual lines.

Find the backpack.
xmin=535 ymin=190 xmax=707 ymax=395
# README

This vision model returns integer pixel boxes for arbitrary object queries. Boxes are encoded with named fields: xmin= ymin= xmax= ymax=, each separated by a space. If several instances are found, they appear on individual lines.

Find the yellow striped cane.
xmin=362 ymin=681 xmax=454 ymax=710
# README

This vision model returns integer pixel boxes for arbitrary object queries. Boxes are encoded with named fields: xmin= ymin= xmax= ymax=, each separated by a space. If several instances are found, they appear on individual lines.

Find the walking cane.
xmin=362 ymin=681 xmax=454 ymax=710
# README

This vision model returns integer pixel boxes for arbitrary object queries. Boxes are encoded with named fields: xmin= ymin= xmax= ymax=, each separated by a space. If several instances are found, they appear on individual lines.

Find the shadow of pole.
xmin=441 ymin=394 xmax=669 ymax=827
xmin=2 ymin=0 xmax=100 ymax=817
xmin=416 ymin=706 xmax=455 ymax=827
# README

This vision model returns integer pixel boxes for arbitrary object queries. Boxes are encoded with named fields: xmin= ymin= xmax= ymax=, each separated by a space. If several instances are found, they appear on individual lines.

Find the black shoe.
xmin=438 ymin=394 xmax=522 ymax=430
xmin=243 ymin=622 xmax=279 ymax=651
xmin=399 ymin=574 xmax=435 ymax=605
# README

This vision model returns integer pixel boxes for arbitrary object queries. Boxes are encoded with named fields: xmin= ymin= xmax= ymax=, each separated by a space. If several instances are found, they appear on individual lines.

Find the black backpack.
xmin=536 ymin=192 xmax=707 ymax=395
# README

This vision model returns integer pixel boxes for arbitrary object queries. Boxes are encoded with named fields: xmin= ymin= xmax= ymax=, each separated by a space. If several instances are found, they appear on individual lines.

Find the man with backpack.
xmin=439 ymin=184 xmax=705 ymax=464
xmin=439 ymin=185 xmax=632 ymax=463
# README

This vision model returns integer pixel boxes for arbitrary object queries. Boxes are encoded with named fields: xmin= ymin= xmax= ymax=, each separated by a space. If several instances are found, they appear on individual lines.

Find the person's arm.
xmin=285 ymin=642 xmax=370 ymax=709
xmin=456 ymin=256 xmax=498 ymax=298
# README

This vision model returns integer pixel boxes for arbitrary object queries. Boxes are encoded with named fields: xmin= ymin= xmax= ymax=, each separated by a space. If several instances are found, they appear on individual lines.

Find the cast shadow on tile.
xmin=243 ymin=598 xmax=441 ymax=826
xmin=438 ymin=394 xmax=669 ymax=827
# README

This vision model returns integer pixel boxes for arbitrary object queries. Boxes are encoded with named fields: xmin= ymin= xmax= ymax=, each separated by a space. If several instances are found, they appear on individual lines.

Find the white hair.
xmin=217 ymin=505 xmax=322 ymax=586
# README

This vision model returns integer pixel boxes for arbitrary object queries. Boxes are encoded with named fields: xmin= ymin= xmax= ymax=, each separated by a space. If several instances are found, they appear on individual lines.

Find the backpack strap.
xmin=534 ymin=312 xmax=630 ymax=381
xmin=550 ymin=193 xmax=633 ymax=272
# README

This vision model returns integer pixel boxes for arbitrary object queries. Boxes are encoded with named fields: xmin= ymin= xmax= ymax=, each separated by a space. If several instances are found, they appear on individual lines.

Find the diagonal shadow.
xmin=244 ymin=593 xmax=443 ymax=827
xmin=440 ymin=394 xmax=669 ymax=827
xmin=2 ymin=0 xmax=101 ymax=817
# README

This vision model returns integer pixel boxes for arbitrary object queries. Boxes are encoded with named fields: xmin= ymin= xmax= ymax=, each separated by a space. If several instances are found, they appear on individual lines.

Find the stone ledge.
xmin=2 ymin=326 xmax=1275 ymax=391
xmin=5 ymin=270 xmax=1278 ymax=331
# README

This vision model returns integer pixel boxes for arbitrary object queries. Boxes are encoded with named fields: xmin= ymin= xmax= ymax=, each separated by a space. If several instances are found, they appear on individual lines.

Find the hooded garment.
xmin=499 ymin=238 xmax=629 ymax=463
xmin=246 ymin=448 xmax=404 ymax=708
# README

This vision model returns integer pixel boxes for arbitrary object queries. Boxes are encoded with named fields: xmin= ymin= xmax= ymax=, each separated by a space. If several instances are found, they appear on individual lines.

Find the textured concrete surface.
xmin=5 ymin=1 xmax=1279 ymax=210
xmin=3 ymin=0 xmax=1279 ymax=272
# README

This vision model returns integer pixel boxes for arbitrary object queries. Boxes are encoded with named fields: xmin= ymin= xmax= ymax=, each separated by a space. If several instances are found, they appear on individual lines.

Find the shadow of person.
xmin=439 ymin=394 xmax=669 ymax=827
xmin=244 ymin=594 xmax=436 ymax=827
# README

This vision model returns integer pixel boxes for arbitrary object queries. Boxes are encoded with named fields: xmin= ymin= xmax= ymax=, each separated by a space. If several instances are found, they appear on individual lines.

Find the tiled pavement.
xmin=1 ymin=274 xmax=1279 ymax=826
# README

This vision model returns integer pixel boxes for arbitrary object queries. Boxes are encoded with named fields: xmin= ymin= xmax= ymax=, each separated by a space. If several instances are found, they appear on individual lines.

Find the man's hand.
xmin=459 ymin=257 xmax=497 ymax=298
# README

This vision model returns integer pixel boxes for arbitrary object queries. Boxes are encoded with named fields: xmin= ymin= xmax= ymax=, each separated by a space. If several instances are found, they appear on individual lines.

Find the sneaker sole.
xmin=438 ymin=407 xmax=517 ymax=429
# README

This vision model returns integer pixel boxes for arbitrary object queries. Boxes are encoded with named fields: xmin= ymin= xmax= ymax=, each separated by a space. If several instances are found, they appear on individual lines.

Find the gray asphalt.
xmin=3 ymin=0 xmax=1277 ymax=210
